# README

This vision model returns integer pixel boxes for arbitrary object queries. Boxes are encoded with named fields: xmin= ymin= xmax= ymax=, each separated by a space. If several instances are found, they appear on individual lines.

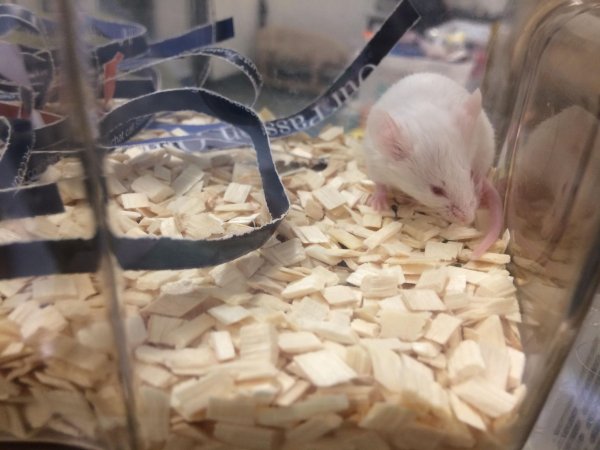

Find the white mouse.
xmin=363 ymin=72 xmax=502 ymax=259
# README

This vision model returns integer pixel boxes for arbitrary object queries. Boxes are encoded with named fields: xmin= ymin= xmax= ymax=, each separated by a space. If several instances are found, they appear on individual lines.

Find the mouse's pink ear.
xmin=369 ymin=109 xmax=412 ymax=160
xmin=456 ymin=88 xmax=482 ymax=141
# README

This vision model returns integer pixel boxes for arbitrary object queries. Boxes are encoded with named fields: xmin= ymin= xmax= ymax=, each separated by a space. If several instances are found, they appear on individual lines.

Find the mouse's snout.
xmin=448 ymin=203 xmax=476 ymax=225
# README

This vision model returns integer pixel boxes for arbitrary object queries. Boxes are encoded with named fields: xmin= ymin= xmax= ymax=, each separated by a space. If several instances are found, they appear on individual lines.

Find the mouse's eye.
xmin=431 ymin=185 xmax=447 ymax=197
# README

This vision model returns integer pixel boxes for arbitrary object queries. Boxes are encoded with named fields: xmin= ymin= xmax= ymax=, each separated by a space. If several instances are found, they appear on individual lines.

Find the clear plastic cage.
xmin=0 ymin=1 xmax=598 ymax=449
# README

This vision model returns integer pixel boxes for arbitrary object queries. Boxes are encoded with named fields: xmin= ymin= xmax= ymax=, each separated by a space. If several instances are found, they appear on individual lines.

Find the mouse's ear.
xmin=369 ymin=109 xmax=412 ymax=160
xmin=456 ymin=88 xmax=482 ymax=140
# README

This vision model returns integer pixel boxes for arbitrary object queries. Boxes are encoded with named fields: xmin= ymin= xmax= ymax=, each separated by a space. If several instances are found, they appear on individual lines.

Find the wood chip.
xmin=313 ymin=186 xmax=347 ymax=211
xmin=120 ymin=192 xmax=150 ymax=209
xmin=424 ymin=241 xmax=463 ymax=260
xmin=425 ymin=313 xmax=462 ymax=345
xmin=402 ymin=289 xmax=446 ymax=311
xmin=278 ymin=331 xmax=323 ymax=354
xmin=363 ymin=222 xmax=403 ymax=250
xmin=448 ymin=340 xmax=486 ymax=384
xmin=0 ymin=114 xmax=522 ymax=448
xmin=452 ymin=376 xmax=517 ymax=418
xmin=207 ymin=305 xmax=250 ymax=325
xmin=361 ymin=273 xmax=399 ymax=298
xmin=281 ymin=274 xmax=325 ymax=299
xmin=207 ymin=396 xmax=256 ymax=426
xmin=223 ymin=182 xmax=252 ymax=203
xmin=293 ymin=350 xmax=357 ymax=387
xmin=209 ymin=331 xmax=236 ymax=361
xmin=131 ymin=174 xmax=175 ymax=202
xmin=171 ymin=373 xmax=235 ymax=421
xmin=322 ymin=285 xmax=361 ymax=307
xmin=379 ymin=310 xmax=430 ymax=341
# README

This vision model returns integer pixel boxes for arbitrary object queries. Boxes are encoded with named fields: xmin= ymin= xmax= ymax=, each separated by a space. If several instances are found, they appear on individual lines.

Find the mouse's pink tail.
xmin=470 ymin=177 xmax=504 ymax=260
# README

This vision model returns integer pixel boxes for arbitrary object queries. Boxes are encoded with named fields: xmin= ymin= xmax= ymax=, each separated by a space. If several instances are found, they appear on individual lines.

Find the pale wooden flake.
xmin=275 ymin=380 xmax=310 ymax=407
xmin=403 ymin=221 xmax=440 ymax=242
xmin=209 ymin=330 xmax=236 ymax=361
xmin=293 ymin=225 xmax=329 ymax=244
xmin=278 ymin=331 xmax=323 ymax=354
xmin=31 ymin=276 xmax=78 ymax=304
xmin=415 ymin=268 xmax=448 ymax=293
xmin=448 ymin=340 xmax=486 ymax=384
xmin=210 ymin=263 xmax=247 ymax=289
xmin=131 ymin=174 xmax=174 ymax=202
xmin=425 ymin=313 xmax=462 ymax=345
xmin=171 ymin=373 xmax=235 ymax=421
xmin=322 ymin=285 xmax=361 ymax=306
xmin=411 ymin=341 xmax=441 ymax=358
xmin=313 ymin=185 xmax=347 ymax=211
xmin=162 ymin=313 xmax=216 ymax=349
xmin=120 ymin=192 xmax=150 ymax=209
xmin=402 ymin=289 xmax=446 ymax=311
xmin=207 ymin=396 xmax=257 ymax=426
xmin=142 ymin=293 xmax=203 ymax=318
xmin=350 ymin=318 xmax=380 ymax=338
xmin=476 ymin=274 xmax=517 ymax=297
xmin=379 ymin=310 xmax=430 ymax=341
xmin=281 ymin=274 xmax=325 ymax=299
xmin=293 ymin=350 xmax=357 ymax=387
xmin=363 ymin=222 xmax=403 ymax=250
xmin=451 ymin=376 xmax=517 ymax=419
xmin=138 ymin=386 xmax=170 ymax=445
xmin=367 ymin=346 xmax=403 ymax=392
xmin=213 ymin=422 xmax=279 ymax=450
xmin=362 ymin=213 xmax=383 ymax=229
xmin=171 ymin=165 xmax=205 ymax=196
xmin=261 ymin=238 xmax=306 ymax=267
xmin=136 ymin=363 xmax=177 ymax=389
xmin=135 ymin=270 xmax=179 ymax=291
xmin=361 ymin=273 xmax=398 ymax=298
xmin=0 ymin=277 xmax=30 ymax=298
xmin=359 ymin=401 xmax=414 ymax=433
xmin=285 ymin=413 xmax=342 ymax=445
xmin=424 ymin=241 xmax=463 ymax=260
xmin=439 ymin=224 xmax=482 ymax=240
xmin=473 ymin=315 xmax=506 ymax=348
xmin=507 ymin=347 xmax=525 ymax=389
xmin=160 ymin=217 xmax=183 ymax=238
xmin=479 ymin=342 xmax=510 ymax=389
xmin=223 ymin=182 xmax=252 ymax=203
xmin=148 ymin=315 xmax=185 ymax=346
xmin=239 ymin=322 xmax=278 ymax=364
xmin=207 ymin=304 xmax=250 ymax=325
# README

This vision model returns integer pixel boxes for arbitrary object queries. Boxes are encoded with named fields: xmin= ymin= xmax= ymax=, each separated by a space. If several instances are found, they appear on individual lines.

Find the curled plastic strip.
xmin=122 ymin=0 xmax=422 ymax=150
xmin=0 ymin=0 xmax=420 ymax=279
xmin=0 ymin=117 xmax=64 ymax=220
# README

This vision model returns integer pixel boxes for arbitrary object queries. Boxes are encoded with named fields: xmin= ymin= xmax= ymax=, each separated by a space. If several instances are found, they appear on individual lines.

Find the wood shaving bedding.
xmin=0 ymin=116 xmax=524 ymax=450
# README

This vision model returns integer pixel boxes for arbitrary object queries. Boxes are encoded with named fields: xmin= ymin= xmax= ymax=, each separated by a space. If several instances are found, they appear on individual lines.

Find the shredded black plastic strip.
xmin=0 ymin=117 xmax=33 ymax=189
xmin=0 ymin=117 xmax=65 ymax=219
xmin=99 ymin=88 xmax=287 ymax=270
xmin=0 ymin=235 xmax=100 ymax=278
xmin=119 ymin=0 xmax=422 ymax=150
xmin=0 ymin=0 xmax=420 ymax=278
xmin=0 ymin=183 xmax=64 ymax=219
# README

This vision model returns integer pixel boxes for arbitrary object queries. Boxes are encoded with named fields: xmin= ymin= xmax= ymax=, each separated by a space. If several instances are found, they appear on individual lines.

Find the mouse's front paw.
xmin=369 ymin=184 xmax=389 ymax=211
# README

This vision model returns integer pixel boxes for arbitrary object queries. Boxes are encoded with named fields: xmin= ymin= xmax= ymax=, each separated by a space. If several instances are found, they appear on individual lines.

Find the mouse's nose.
xmin=450 ymin=205 xmax=474 ymax=225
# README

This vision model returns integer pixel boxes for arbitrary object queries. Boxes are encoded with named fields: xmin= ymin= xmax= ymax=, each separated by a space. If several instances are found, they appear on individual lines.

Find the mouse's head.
xmin=369 ymin=89 xmax=484 ymax=224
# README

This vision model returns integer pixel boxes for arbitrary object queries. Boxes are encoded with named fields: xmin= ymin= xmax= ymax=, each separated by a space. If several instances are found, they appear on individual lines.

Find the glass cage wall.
xmin=0 ymin=1 xmax=599 ymax=450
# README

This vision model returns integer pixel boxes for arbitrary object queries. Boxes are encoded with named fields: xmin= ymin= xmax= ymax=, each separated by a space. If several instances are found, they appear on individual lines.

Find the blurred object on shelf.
xmin=256 ymin=26 xmax=349 ymax=95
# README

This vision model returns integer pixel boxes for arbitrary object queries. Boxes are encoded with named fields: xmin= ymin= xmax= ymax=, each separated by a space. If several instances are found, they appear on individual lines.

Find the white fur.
xmin=364 ymin=72 xmax=495 ymax=224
